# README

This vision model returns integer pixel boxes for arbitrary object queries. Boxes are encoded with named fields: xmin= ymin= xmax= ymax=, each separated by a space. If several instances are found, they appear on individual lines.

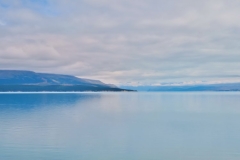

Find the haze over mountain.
xmin=0 ymin=70 xmax=129 ymax=92
xmin=121 ymin=83 xmax=240 ymax=91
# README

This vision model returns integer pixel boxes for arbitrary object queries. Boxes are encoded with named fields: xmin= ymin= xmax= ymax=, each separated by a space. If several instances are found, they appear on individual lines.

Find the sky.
xmin=0 ymin=0 xmax=240 ymax=85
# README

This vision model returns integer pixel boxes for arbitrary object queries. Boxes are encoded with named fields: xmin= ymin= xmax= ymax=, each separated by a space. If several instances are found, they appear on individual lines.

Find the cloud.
xmin=0 ymin=20 xmax=6 ymax=26
xmin=1 ymin=0 xmax=240 ymax=84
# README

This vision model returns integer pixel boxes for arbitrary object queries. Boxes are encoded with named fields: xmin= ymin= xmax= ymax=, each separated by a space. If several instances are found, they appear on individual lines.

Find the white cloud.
xmin=1 ymin=0 xmax=240 ymax=84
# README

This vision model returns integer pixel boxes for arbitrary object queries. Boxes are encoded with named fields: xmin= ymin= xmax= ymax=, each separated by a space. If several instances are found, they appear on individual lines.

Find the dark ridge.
xmin=0 ymin=85 xmax=132 ymax=92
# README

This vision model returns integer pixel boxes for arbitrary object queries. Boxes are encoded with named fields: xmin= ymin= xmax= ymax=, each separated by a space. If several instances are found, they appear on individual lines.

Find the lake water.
xmin=0 ymin=92 xmax=240 ymax=160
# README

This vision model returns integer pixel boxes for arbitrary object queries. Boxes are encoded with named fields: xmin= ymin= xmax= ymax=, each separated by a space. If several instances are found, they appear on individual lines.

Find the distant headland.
xmin=0 ymin=70 xmax=133 ymax=92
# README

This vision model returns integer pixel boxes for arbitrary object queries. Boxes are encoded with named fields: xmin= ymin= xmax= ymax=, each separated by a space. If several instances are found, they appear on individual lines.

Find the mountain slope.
xmin=0 ymin=70 xmax=129 ymax=92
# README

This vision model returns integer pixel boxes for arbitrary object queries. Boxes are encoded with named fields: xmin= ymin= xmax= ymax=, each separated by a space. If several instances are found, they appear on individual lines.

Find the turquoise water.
xmin=0 ymin=92 xmax=240 ymax=160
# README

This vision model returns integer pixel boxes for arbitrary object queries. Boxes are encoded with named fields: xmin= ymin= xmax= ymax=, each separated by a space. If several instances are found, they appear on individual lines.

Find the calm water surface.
xmin=0 ymin=92 xmax=240 ymax=160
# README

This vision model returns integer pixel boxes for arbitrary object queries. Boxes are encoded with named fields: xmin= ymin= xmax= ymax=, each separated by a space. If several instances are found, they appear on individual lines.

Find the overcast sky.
xmin=0 ymin=0 xmax=240 ymax=85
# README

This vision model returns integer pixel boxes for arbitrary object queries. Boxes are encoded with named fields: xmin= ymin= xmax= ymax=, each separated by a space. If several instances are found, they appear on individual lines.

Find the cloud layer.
xmin=1 ymin=0 xmax=240 ymax=84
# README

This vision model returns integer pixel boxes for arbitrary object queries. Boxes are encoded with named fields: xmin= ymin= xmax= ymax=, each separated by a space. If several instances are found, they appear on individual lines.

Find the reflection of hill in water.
xmin=0 ymin=93 xmax=101 ymax=110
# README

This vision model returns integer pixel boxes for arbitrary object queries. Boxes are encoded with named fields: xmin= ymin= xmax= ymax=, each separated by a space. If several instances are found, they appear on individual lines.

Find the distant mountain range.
xmin=0 ymin=70 xmax=131 ymax=92
xmin=121 ymin=83 xmax=240 ymax=92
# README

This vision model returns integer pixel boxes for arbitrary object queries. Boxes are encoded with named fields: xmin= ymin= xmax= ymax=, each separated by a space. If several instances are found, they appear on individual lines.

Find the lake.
xmin=0 ymin=92 xmax=240 ymax=160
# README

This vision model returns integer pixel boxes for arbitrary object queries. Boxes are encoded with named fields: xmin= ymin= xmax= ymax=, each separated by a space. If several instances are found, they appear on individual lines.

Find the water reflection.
xmin=0 ymin=93 xmax=101 ymax=110
xmin=0 ymin=92 xmax=240 ymax=160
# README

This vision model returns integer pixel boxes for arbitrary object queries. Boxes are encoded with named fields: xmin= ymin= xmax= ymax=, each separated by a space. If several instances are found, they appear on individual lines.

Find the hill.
xmin=0 ymin=70 xmax=130 ymax=92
